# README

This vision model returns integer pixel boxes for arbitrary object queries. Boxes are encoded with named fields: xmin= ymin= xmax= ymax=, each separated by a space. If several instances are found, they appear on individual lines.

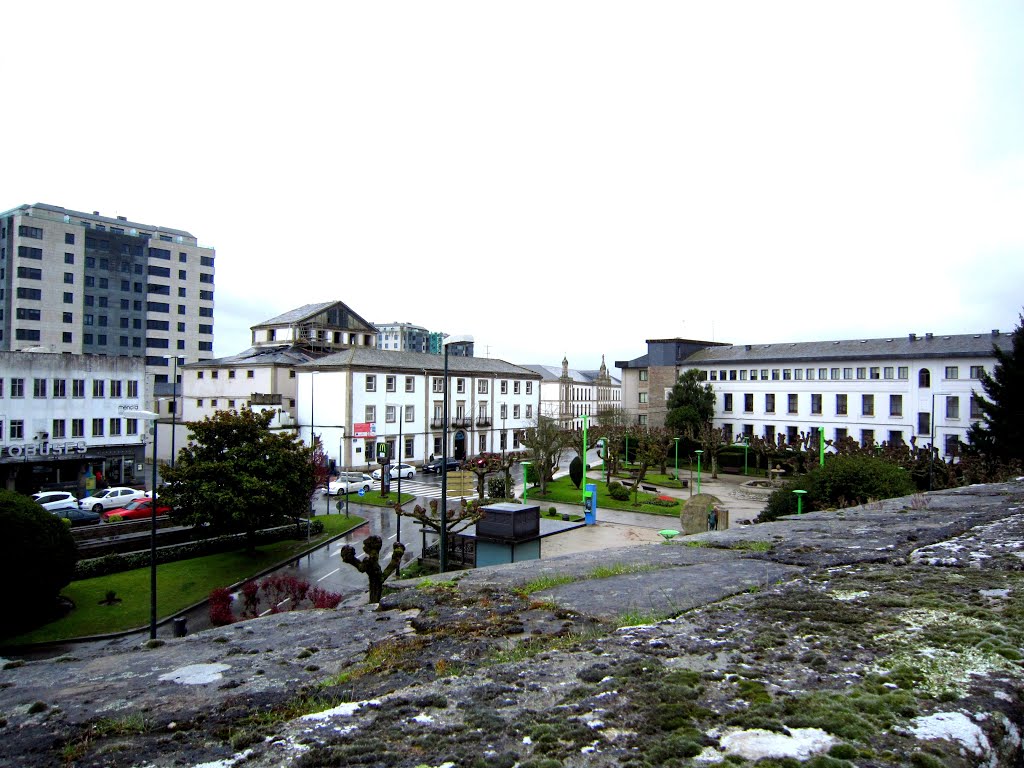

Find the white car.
xmin=32 ymin=491 xmax=81 ymax=511
xmin=371 ymin=463 xmax=415 ymax=481
xmin=82 ymin=487 xmax=148 ymax=513
xmin=327 ymin=472 xmax=373 ymax=495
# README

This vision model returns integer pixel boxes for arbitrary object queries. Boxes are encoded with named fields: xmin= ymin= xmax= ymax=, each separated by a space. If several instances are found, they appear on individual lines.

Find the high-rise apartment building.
xmin=0 ymin=202 xmax=215 ymax=411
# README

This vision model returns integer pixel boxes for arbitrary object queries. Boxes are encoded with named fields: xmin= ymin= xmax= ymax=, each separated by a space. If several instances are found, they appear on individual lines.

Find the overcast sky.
xmin=4 ymin=1 xmax=1021 ymax=372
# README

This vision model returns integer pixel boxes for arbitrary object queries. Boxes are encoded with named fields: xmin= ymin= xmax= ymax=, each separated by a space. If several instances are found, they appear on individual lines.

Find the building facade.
xmin=617 ymin=331 xmax=1011 ymax=457
xmin=297 ymin=348 xmax=541 ymax=471
xmin=0 ymin=202 xmax=215 ymax=421
xmin=0 ymin=351 xmax=149 ymax=495
xmin=521 ymin=356 xmax=621 ymax=430
xmin=375 ymin=322 xmax=430 ymax=352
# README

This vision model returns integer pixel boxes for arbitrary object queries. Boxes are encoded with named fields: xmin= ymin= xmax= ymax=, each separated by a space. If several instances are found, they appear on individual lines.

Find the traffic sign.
xmin=358 ymin=487 xmax=367 ymax=497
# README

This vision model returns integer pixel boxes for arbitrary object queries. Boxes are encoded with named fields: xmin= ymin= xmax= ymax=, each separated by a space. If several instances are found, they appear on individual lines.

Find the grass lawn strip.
xmin=529 ymin=475 xmax=682 ymax=516
xmin=9 ymin=514 xmax=365 ymax=645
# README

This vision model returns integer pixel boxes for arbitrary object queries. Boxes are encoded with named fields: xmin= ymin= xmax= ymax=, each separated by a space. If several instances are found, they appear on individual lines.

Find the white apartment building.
xmin=297 ymin=348 xmax=541 ymax=471
xmin=375 ymin=321 xmax=430 ymax=352
xmin=618 ymin=331 xmax=1012 ymax=456
xmin=521 ymin=356 xmax=621 ymax=430
xmin=0 ymin=203 xmax=216 ymax=422
xmin=0 ymin=351 xmax=148 ymax=495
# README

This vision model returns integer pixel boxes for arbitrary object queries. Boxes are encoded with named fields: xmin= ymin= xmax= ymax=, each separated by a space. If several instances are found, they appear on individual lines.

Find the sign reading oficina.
xmin=2 ymin=441 xmax=88 ymax=458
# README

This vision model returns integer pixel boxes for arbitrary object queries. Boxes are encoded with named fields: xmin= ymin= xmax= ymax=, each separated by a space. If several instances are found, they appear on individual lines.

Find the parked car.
xmin=371 ymin=463 xmax=415 ymax=481
xmin=83 ymin=487 xmax=148 ymax=513
xmin=50 ymin=505 xmax=101 ymax=527
xmin=100 ymin=498 xmax=171 ymax=523
xmin=422 ymin=457 xmax=462 ymax=474
xmin=32 ymin=491 xmax=81 ymax=511
xmin=327 ymin=472 xmax=373 ymax=495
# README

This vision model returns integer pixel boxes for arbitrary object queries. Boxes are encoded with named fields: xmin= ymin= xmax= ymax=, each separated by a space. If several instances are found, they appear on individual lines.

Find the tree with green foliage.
xmin=520 ymin=415 xmax=565 ymax=496
xmin=968 ymin=310 xmax=1024 ymax=463
xmin=161 ymin=408 xmax=314 ymax=553
xmin=0 ymin=489 xmax=78 ymax=636
xmin=665 ymin=368 xmax=715 ymax=439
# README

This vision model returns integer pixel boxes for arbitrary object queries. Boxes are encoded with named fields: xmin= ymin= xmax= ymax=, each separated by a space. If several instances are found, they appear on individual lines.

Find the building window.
xmin=52 ymin=379 xmax=66 ymax=398
xmin=500 ymin=404 xmax=507 ymax=420
xmin=765 ymin=394 xmax=775 ymax=414
xmin=862 ymin=394 xmax=874 ymax=417
xmin=404 ymin=436 xmax=414 ymax=459
xmin=810 ymin=393 xmax=822 ymax=414
xmin=499 ymin=380 xmax=508 ymax=394
xmin=835 ymin=427 xmax=847 ymax=442
xmin=787 ymin=394 xmax=798 ymax=414
xmin=434 ymin=378 xmax=444 ymax=394
xmin=870 ymin=367 xmax=880 ymax=380
xmin=944 ymin=366 xmax=959 ymax=380
xmin=883 ymin=366 xmax=894 ymax=379
xmin=919 ymin=369 xmax=931 ymax=388
xmin=970 ymin=395 xmax=983 ymax=419
xmin=638 ymin=392 xmax=648 ymax=404
xmin=456 ymin=378 xmax=465 ymax=394
xmin=639 ymin=369 xmax=648 ymax=382
xmin=386 ymin=375 xmax=396 ymax=393
xmin=9 ymin=378 xmax=25 ymax=398
xmin=782 ymin=369 xmax=792 ymax=381
xmin=723 ymin=393 xmax=733 ymax=412
xmin=18 ymin=225 xmax=43 ymax=239
xmin=92 ymin=418 xmax=104 ymax=437
xmin=843 ymin=368 xmax=853 ymax=380
xmin=71 ymin=419 xmax=84 ymax=438
xmin=211 ymin=399 xmax=218 ymax=408
xmin=898 ymin=366 xmax=909 ymax=380
xmin=888 ymin=430 xmax=904 ymax=446
xmin=764 ymin=424 xmax=775 ymax=442
xmin=33 ymin=378 xmax=47 ymax=398
xmin=110 ymin=380 xmax=122 ymax=398
xmin=890 ymin=394 xmax=903 ymax=417
xmin=830 ymin=368 xmax=840 ymax=380
xmin=861 ymin=429 xmax=874 ymax=448
xmin=197 ymin=399 xmax=204 ymax=408
xmin=93 ymin=380 xmax=105 ymax=398
xmin=946 ymin=396 xmax=959 ymax=419
xmin=836 ymin=394 xmax=848 ymax=416
xmin=406 ymin=376 xmax=415 ymax=393
xmin=478 ymin=380 xmax=488 ymax=394
xmin=72 ymin=379 xmax=85 ymax=398
xmin=127 ymin=419 xmax=138 ymax=435
xmin=513 ymin=404 xmax=521 ymax=419
xmin=365 ymin=405 xmax=376 ymax=422
xmin=109 ymin=418 xmax=122 ymax=436
xmin=526 ymin=382 xmax=533 ymax=395
xmin=9 ymin=420 xmax=24 ymax=440
xmin=918 ymin=412 xmax=930 ymax=435
xmin=743 ymin=393 xmax=753 ymax=413
xmin=52 ymin=419 xmax=66 ymax=439
xmin=856 ymin=367 xmax=866 ymax=380
xmin=405 ymin=405 xmax=414 ymax=422
xmin=969 ymin=365 xmax=985 ymax=379
xmin=247 ymin=370 xmax=254 ymax=379
xmin=365 ymin=375 xmax=376 ymax=392
xmin=513 ymin=381 xmax=521 ymax=395
xmin=944 ymin=434 xmax=960 ymax=456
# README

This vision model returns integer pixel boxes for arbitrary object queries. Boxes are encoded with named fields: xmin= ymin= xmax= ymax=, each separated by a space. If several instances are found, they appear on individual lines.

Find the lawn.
xmin=6 ymin=514 xmax=365 ymax=646
xmin=528 ymin=476 xmax=681 ymax=516
xmin=327 ymin=489 xmax=415 ymax=509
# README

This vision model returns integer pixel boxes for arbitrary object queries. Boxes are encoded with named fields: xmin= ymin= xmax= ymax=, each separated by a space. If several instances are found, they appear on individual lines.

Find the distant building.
xmin=520 ymin=356 xmax=621 ymax=430
xmin=375 ymin=322 xmax=430 ymax=352
xmin=0 ymin=350 xmax=148 ymax=494
xmin=616 ymin=331 xmax=1012 ymax=456
xmin=0 ymin=202 xmax=216 ymax=421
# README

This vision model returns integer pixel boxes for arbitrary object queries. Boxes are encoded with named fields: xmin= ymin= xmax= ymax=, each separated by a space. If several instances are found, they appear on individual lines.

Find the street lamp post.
xmin=135 ymin=409 xmax=160 ymax=639
xmin=742 ymin=436 xmax=750 ymax=476
xmin=581 ymin=414 xmax=588 ymax=503
xmin=793 ymin=488 xmax=807 ymax=515
xmin=163 ymin=355 xmax=180 ymax=469
xmin=694 ymin=449 xmax=704 ymax=495
xmin=674 ymin=437 xmax=680 ymax=487
xmin=440 ymin=334 xmax=473 ymax=573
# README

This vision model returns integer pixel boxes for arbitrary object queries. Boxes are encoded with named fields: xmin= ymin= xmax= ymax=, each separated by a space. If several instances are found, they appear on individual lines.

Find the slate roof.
xmin=183 ymin=345 xmax=319 ymax=368
xmin=303 ymin=348 xmax=541 ymax=378
xmin=683 ymin=332 xmax=1011 ymax=366
xmin=252 ymin=301 xmax=377 ymax=332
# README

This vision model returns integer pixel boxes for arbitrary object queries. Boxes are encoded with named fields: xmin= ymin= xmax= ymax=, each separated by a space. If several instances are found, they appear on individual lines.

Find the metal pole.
xmin=929 ymin=392 xmax=935 ymax=492
xmin=674 ymin=437 xmax=679 ymax=486
xmin=743 ymin=438 xmax=749 ymax=476
xmin=522 ymin=461 xmax=531 ymax=503
xmin=581 ymin=414 xmax=588 ymax=502
xmin=818 ymin=426 xmax=825 ymax=467
xmin=397 ymin=405 xmax=403 ymax=534
xmin=149 ymin=422 xmax=159 ymax=640
xmin=440 ymin=348 xmax=449 ymax=573
xmin=695 ymin=450 xmax=703 ymax=495
xmin=170 ymin=356 xmax=177 ymax=469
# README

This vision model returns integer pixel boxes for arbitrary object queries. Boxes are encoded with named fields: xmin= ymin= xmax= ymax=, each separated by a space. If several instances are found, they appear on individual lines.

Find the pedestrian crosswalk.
xmin=372 ymin=478 xmax=479 ymax=501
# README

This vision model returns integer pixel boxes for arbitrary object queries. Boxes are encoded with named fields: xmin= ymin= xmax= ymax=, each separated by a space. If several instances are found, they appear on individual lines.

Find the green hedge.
xmin=74 ymin=519 xmax=324 ymax=579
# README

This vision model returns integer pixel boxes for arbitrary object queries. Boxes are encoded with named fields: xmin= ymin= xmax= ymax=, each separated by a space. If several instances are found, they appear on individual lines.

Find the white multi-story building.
xmin=297 ymin=348 xmax=541 ymax=471
xmin=521 ymin=356 xmax=621 ymax=430
xmin=617 ymin=331 xmax=1012 ymax=456
xmin=374 ymin=321 xmax=430 ymax=352
xmin=0 ymin=202 xmax=216 ymax=422
xmin=0 ymin=350 xmax=148 ymax=495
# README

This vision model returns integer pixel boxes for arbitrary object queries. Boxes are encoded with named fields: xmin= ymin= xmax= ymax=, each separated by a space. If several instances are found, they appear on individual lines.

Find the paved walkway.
xmin=523 ymin=468 xmax=772 ymax=559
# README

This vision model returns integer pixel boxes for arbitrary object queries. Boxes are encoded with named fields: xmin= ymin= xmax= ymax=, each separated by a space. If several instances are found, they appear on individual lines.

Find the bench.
xmin=641 ymin=483 xmax=658 ymax=493
xmin=721 ymin=467 xmax=742 ymax=475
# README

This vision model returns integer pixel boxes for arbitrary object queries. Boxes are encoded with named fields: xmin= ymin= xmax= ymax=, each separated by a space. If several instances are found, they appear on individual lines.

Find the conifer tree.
xmin=967 ymin=311 xmax=1024 ymax=462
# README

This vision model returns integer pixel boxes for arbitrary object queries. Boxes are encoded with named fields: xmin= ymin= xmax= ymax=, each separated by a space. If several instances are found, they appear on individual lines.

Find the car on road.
xmin=32 ymin=491 xmax=81 ymax=511
xmin=371 ymin=463 xmax=415 ymax=481
xmin=100 ymin=498 xmax=172 ymax=523
xmin=83 ymin=487 xmax=148 ymax=513
xmin=421 ymin=457 xmax=462 ymax=474
xmin=50 ymin=505 xmax=102 ymax=526
xmin=327 ymin=472 xmax=373 ymax=495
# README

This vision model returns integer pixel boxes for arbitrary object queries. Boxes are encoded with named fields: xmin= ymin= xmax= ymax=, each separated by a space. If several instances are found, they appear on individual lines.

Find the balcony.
xmin=476 ymin=418 xmax=492 ymax=427
xmin=452 ymin=417 xmax=471 ymax=428
xmin=430 ymin=418 xmax=446 ymax=429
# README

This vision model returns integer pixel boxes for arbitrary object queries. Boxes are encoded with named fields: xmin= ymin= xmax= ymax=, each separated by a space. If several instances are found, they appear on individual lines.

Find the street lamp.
xmin=581 ymin=414 xmax=588 ymax=503
xmin=440 ymin=334 xmax=473 ymax=573
xmin=793 ymin=488 xmax=807 ymax=515
xmin=694 ymin=449 xmax=704 ymax=495
xmin=929 ymin=392 xmax=956 ymax=492
xmin=674 ymin=437 xmax=680 ymax=487
xmin=135 ymin=409 xmax=160 ymax=639
xmin=162 ymin=355 xmax=180 ymax=468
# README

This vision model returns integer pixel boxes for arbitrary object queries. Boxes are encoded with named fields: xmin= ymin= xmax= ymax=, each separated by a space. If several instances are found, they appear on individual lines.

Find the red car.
xmin=100 ymin=498 xmax=171 ymax=523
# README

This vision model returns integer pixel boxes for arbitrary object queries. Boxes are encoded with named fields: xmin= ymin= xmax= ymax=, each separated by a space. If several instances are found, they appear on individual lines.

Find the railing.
xmin=430 ymin=418 xmax=446 ymax=429
xmin=476 ymin=418 xmax=491 ymax=427
xmin=452 ymin=417 xmax=471 ymax=428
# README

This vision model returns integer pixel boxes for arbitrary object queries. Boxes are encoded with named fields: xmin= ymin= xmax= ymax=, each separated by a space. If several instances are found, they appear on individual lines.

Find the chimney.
xmin=925 ymin=332 xmax=934 ymax=340
xmin=744 ymin=344 xmax=752 ymax=351
xmin=117 ymin=215 xmax=127 ymax=221
xmin=908 ymin=333 xmax=917 ymax=342
xmin=93 ymin=211 xmax=100 ymax=215
xmin=992 ymin=329 xmax=1000 ymax=337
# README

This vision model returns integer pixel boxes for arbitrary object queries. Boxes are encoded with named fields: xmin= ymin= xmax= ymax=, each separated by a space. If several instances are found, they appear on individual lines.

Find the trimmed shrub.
xmin=608 ymin=481 xmax=631 ymax=501
xmin=488 ymin=476 xmax=508 ymax=499
xmin=758 ymin=455 xmax=917 ymax=522
xmin=0 ymin=490 xmax=78 ymax=635
xmin=569 ymin=456 xmax=583 ymax=489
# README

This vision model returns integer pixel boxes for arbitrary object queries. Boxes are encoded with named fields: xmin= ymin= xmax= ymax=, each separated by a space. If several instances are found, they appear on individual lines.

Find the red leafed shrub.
xmin=308 ymin=586 xmax=343 ymax=609
xmin=260 ymin=573 xmax=310 ymax=613
xmin=240 ymin=580 xmax=260 ymax=618
xmin=208 ymin=587 xmax=235 ymax=626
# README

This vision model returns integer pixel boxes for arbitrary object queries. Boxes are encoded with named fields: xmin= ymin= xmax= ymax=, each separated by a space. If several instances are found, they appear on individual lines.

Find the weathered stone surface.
xmin=1 ymin=480 xmax=1022 ymax=767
